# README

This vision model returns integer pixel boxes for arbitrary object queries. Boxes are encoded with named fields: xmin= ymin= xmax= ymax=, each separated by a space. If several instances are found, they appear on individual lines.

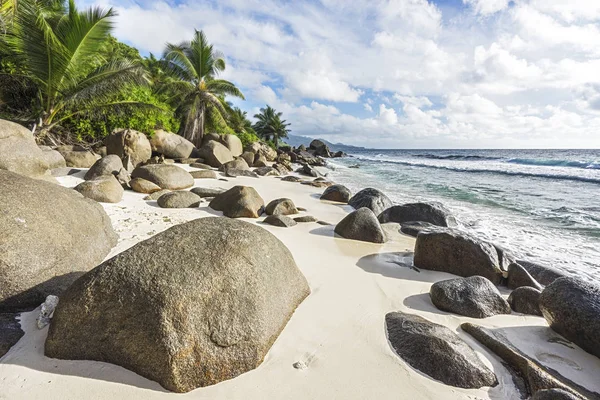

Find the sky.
xmin=79 ymin=0 xmax=600 ymax=149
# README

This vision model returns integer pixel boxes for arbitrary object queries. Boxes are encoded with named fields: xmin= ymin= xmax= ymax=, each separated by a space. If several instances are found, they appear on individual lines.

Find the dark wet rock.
xmin=105 ymin=129 xmax=152 ymax=170
xmin=378 ymin=202 xmax=455 ymax=227
xmin=265 ymin=198 xmax=298 ymax=216
xmin=507 ymin=263 xmax=543 ymax=290
xmin=334 ymin=208 xmax=386 ymax=244
xmin=494 ymin=245 xmax=517 ymax=273
xmin=414 ymin=230 xmax=503 ymax=285
xmin=462 ymin=322 xmax=599 ymax=400
xmin=281 ymin=176 xmax=303 ymax=182
xmin=320 ymin=184 xmax=351 ymax=203
xmin=264 ymin=215 xmax=297 ymax=228
xmin=130 ymin=177 xmax=162 ymax=194
xmin=199 ymin=140 xmax=234 ymax=168
xmin=332 ymin=150 xmax=345 ymax=158
xmin=532 ymin=389 xmax=581 ymax=400
xmin=386 ymin=311 xmax=498 ymax=389
xmin=0 ymin=171 xmax=117 ymax=312
xmin=190 ymin=162 xmax=213 ymax=170
xmin=508 ymin=287 xmax=542 ymax=316
xmin=190 ymin=170 xmax=218 ymax=179
xmin=430 ymin=276 xmax=511 ymax=318
xmin=209 ymin=186 xmax=265 ymax=218
xmin=517 ymin=260 xmax=567 ymax=286
xmin=348 ymin=188 xmax=393 ymax=216
xmin=131 ymin=164 xmax=194 ymax=190
xmin=84 ymin=155 xmax=123 ymax=180
xmin=45 ymin=217 xmax=310 ymax=393
xmin=540 ymin=277 xmax=600 ymax=359
xmin=143 ymin=189 xmax=171 ymax=201
xmin=56 ymin=145 xmax=99 ymax=168
xmin=309 ymin=139 xmax=331 ymax=158
xmin=190 ymin=187 xmax=226 ymax=198
xmin=294 ymin=216 xmax=319 ymax=223
xmin=317 ymin=221 xmax=332 ymax=226
xmin=157 ymin=191 xmax=201 ymax=208
xmin=255 ymin=166 xmax=280 ymax=176
xmin=75 ymin=175 xmax=124 ymax=203
xmin=0 ymin=313 xmax=24 ymax=358
xmin=399 ymin=221 xmax=441 ymax=238
xmin=150 ymin=129 xmax=194 ymax=159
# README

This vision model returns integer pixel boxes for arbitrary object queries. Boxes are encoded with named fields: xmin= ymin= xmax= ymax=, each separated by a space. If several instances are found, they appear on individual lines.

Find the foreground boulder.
xmin=45 ymin=217 xmax=310 ymax=393
xmin=75 ymin=175 xmax=124 ymax=203
xmin=157 ymin=191 xmax=201 ymax=208
xmin=320 ymin=184 xmax=352 ymax=203
xmin=378 ymin=202 xmax=455 ymax=227
xmin=540 ymin=277 xmax=600 ymax=359
xmin=200 ymin=141 xmax=234 ymax=168
xmin=508 ymin=287 xmax=542 ymax=316
xmin=414 ymin=230 xmax=503 ymax=284
xmin=385 ymin=312 xmax=497 ymax=389
xmin=106 ymin=129 xmax=152 ymax=170
xmin=430 ymin=276 xmax=511 ymax=318
xmin=0 ymin=171 xmax=117 ymax=311
xmin=131 ymin=164 xmax=194 ymax=190
xmin=150 ymin=130 xmax=195 ymax=159
xmin=348 ymin=188 xmax=392 ymax=216
xmin=56 ymin=145 xmax=99 ymax=168
xmin=334 ymin=208 xmax=386 ymax=243
xmin=84 ymin=155 xmax=123 ymax=180
xmin=209 ymin=186 xmax=265 ymax=218
xmin=265 ymin=198 xmax=298 ymax=216
xmin=0 ymin=120 xmax=54 ymax=180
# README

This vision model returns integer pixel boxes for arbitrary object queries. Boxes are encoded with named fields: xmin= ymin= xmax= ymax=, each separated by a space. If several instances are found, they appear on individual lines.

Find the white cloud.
xmin=463 ymin=0 xmax=511 ymax=16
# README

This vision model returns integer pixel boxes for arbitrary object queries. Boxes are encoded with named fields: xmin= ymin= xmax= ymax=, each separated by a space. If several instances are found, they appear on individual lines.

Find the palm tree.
xmin=228 ymin=106 xmax=256 ymax=136
xmin=1 ymin=0 xmax=148 ymax=140
xmin=161 ymin=30 xmax=244 ymax=147
xmin=253 ymin=105 xmax=290 ymax=148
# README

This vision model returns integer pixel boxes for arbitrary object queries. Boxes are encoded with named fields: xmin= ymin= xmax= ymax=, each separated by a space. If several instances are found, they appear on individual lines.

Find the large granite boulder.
xmin=56 ymin=145 xmax=99 ymax=168
xmin=0 ymin=120 xmax=54 ymax=180
xmin=265 ymin=198 xmax=298 ymax=216
xmin=39 ymin=146 xmax=66 ymax=169
xmin=105 ymin=129 xmax=152 ymax=170
xmin=200 ymin=141 xmax=234 ymax=168
xmin=131 ymin=164 xmax=194 ymax=190
xmin=508 ymin=287 xmax=542 ymax=316
xmin=0 ymin=171 xmax=117 ymax=311
xmin=253 ymin=154 xmax=268 ymax=168
xmin=378 ymin=202 xmax=455 ymax=227
xmin=430 ymin=276 xmax=511 ymax=318
xmin=309 ymin=139 xmax=331 ymax=157
xmin=209 ymin=186 xmax=265 ymax=218
xmin=399 ymin=221 xmax=440 ymax=238
xmin=45 ymin=217 xmax=310 ymax=393
xmin=130 ymin=177 xmax=162 ymax=194
xmin=75 ymin=175 xmax=124 ymax=203
xmin=348 ymin=188 xmax=392 ymax=216
xmin=507 ymin=263 xmax=543 ymax=290
xmin=334 ymin=207 xmax=386 ymax=243
xmin=414 ymin=230 xmax=503 ymax=284
xmin=240 ymin=151 xmax=255 ymax=166
xmin=84 ymin=155 xmax=123 ymax=180
xmin=385 ymin=312 xmax=497 ymax=389
xmin=221 ymin=134 xmax=243 ymax=157
xmin=517 ymin=260 xmax=567 ymax=286
xmin=320 ymin=184 xmax=352 ymax=203
xmin=539 ymin=277 xmax=600 ymax=358
xmin=157 ymin=191 xmax=201 ymax=208
xmin=221 ymin=158 xmax=250 ymax=173
xmin=150 ymin=130 xmax=194 ymax=159
xmin=245 ymin=142 xmax=277 ymax=161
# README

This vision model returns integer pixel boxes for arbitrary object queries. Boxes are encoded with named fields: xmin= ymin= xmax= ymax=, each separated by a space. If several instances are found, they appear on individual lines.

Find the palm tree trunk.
xmin=274 ymin=136 xmax=278 ymax=149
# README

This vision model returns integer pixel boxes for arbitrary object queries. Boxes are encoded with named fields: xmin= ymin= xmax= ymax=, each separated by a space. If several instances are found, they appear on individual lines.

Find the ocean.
xmin=326 ymin=149 xmax=600 ymax=283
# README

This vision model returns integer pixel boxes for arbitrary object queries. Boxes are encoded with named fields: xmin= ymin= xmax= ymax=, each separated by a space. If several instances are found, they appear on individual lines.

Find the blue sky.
xmin=81 ymin=0 xmax=600 ymax=148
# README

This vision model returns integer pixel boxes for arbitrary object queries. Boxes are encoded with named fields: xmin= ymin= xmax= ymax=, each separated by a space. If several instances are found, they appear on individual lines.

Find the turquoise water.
xmin=326 ymin=149 xmax=600 ymax=282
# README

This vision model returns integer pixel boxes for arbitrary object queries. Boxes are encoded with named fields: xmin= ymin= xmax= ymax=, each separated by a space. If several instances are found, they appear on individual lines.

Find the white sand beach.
xmin=1 ymin=165 xmax=599 ymax=400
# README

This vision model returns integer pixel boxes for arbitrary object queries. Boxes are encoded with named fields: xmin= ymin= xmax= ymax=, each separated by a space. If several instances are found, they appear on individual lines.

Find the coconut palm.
xmin=253 ymin=105 xmax=290 ymax=148
xmin=1 ymin=0 xmax=148 ymax=139
xmin=161 ymin=30 xmax=244 ymax=147
xmin=228 ymin=106 xmax=256 ymax=136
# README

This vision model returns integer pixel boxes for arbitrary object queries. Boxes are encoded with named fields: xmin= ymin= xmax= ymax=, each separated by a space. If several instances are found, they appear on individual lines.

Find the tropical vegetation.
xmin=0 ymin=0 xmax=289 ymax=148
xmin=253 ymin=105 xmax=291 ymax=148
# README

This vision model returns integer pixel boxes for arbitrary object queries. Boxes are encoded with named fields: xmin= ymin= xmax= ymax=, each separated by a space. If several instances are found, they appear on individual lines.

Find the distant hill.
xmin=284 ymin=134 xmax=367 ymax=152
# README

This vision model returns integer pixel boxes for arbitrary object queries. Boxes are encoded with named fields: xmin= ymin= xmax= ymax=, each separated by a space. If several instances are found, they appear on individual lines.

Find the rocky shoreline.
xmin=1 ymin=119 xmax=599 ymax=399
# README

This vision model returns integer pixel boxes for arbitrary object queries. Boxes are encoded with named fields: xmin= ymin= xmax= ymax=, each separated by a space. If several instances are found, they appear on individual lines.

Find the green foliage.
xmin=62 ymin=85 xmax=178 ymax=142
xmin=253 ymin=105 xmax=291 ymax=148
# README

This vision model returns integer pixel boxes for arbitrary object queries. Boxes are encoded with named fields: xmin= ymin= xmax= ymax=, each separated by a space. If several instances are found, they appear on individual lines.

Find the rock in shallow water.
xmin=507 ymin=263 xmax=543 ymax=290
xmin=44 ymin=217 xmax=310 ymax=393
xmin=430 ymin=276 xmax=511 ymax=318
xmin=385 ymin=311 xmax=498 ymax=389
xmin=378 ymin=202 xmax=455 ymax=227
xmin=540 ymin=277 xmax=600 ymax=359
